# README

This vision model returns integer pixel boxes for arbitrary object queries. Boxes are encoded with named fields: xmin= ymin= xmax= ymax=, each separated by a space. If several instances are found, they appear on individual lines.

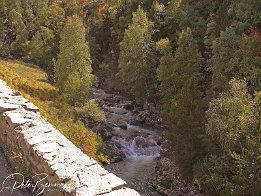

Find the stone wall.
xmin=0 ymin=80 xmax=139 ymax=196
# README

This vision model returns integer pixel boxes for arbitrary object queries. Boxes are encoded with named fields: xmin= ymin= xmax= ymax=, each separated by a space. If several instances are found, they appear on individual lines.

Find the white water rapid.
xmin=93 ymin=89 xmax=162 ymax=196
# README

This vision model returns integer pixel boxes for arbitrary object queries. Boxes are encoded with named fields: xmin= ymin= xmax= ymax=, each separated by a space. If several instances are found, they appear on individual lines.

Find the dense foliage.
xmin=54 ymin=15 xmax=96 ymax=105
xmin=1 ymin=0 xmax=261 ymax=195
xmin=118 ymin=6 xmax=156 ymax=103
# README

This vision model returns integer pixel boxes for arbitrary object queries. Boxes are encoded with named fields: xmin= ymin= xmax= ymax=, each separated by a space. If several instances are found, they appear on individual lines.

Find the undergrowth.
xmin=0 ymin=59 xmax=109 ymax=163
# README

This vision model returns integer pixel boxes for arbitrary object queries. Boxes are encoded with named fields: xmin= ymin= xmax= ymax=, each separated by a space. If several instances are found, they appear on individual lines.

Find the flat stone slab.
xmin=0 ymin=100 xmax=20 ymax=113
xmin=27 ymin=135 xmax=54 ymax=146
xmin=4 ymin=112 xmax=29 ymax=125
xmin=102 ymin=173 xmax=127 ymax=190
xmin=25 ymin=102 xmax=39 ymax=111
xmin=33 ymin=142 xmax=60 ymax=154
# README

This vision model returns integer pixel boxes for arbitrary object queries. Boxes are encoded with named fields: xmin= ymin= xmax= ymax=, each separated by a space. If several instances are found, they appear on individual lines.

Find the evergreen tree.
xmin=158 ymin=28 xmax=204 ymax=175
xmin=239 ymin=33 xmax=261 ymax=92
xmin=54 ymin=15 xmax=96 ymax=105
xmin=118 ymin=6 xmax=156 ymax=103
xmin=210 ymin=27 xmax=241 ymax=92
xmin=156 ymin=38 xmax=175 ymax=118
xmin=229 ymin=0 xmax=261 ymax=33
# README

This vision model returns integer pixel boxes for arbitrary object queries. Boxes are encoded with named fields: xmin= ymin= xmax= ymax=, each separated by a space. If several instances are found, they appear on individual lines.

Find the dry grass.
xmin=0 ymin=59 xmax=108 ymax=162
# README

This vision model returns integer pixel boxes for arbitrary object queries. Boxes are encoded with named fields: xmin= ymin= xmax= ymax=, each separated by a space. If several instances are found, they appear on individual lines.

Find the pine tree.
xmin=158 ymin=28 xmax=204 ymax=175
xmin=210 ymin=27 xmax=241 ymax=92
xmin=156 ymin=38 xmax=175 ymax=118
xmin=54 ymin=15 xmax=96 ymax=105
xmin=118 ymin=6 xmax=156 ymax=103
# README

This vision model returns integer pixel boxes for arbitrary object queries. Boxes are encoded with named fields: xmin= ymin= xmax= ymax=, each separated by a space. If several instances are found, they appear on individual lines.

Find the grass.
xmin=0 ymin=59 xmax=108 ymax=162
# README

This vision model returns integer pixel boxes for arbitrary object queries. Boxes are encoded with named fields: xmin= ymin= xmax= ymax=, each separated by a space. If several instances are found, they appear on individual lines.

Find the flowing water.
xmin=93 ymin=89 xmax=162 ymax=196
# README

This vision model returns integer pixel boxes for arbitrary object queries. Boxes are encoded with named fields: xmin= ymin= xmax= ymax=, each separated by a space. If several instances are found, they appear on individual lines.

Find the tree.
xmin=210 ymin=27 xmax=241 ymax=92
xmin=239 ymin=33 xmax=261 ymax=92
xmin=27 ymin=27 xmax=56 ymax=69
xmin=164 ymin=2 xmax=206 ymax=48
xmin=54 ymin=15 xmax=96 ymax=105
xmin=229 ymin=0 xmax=261 ymax=33
xmin=202 ymin=79 xmax=261 ymax=195
xmin=8 ymin=7 xmax=29 ymax=57
xmin=118 ymin=6 xmax=156 ymax=103
xmin=63 ymin=0 xmax=81 ymax=17
xmin=156 ymin=38 xmax=175 ymax=118
xmin=157 ymin=28 xmax=204 ymax=175
xmin=210 ymin=26 xmax=261 ymax=93
xmin=0 ymin=0 xmax=9 ymax=56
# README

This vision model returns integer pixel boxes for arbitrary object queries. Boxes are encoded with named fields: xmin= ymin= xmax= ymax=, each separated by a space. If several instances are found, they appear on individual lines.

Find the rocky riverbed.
xmin=91 ymin=89 xmax=203 ymax=196
xmin=92 ymin=89 xmax=163 ymax=163
xmin=92 ymin=89 xmax=163 ymax=195
xmin=149 ymin=157 xmax=204 ymax=196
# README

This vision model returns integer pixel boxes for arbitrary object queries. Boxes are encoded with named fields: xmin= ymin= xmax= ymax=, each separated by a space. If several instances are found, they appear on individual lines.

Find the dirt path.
xmin=0 ymin=149 xmax=27 ymax=196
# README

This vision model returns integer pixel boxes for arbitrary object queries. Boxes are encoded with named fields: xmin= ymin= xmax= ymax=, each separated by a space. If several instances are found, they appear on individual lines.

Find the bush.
xmin=0 ymin=59 xmax=108 ymax=163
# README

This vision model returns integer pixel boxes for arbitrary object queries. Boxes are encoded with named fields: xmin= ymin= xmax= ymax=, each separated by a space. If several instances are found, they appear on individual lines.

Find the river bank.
xmin=92 ymin=88 xmax=162 ymax=195
xmin=91 ymin=88 xmax=203 ymax=196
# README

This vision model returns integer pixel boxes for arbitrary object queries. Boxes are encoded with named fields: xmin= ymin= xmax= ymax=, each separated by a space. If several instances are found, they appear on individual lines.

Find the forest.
xmin=0 ymin=0 xmax=261 ymax=195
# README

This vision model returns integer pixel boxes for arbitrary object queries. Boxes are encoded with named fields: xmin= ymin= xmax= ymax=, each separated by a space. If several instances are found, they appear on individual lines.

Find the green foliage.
xmin=158 ymin=28 xmax=203 ymax=122
xmin=157 ymin=28 xmax=204 ymax=175
xmin=210 ymin=27 xmax=261 ymax=93
xmin=27 ymin=27 xmax=56 ymax=68
xmin=229 ymin=0 xmax=261 ymax=33
xmin=200 ymin=79 xmax=261 ymax=195
xmin=164 ymin=2 xmax=206 ymax=47
xmin=156 ymin=38 xmax=175 ymax=113
xmin=210 ymin=27 xmax=241 ymax=92
xmin=239 ymin=34 xmax=261 ymax=92
xmin=63 ymin=0 xmax=81 ymax=16
xmin=118 ymin=6 xmax=156 ymax=103
xmin=54 ymin=15 xmax=97 ymax=105
xmin=74 ymin=100 xmax=106 ymax=123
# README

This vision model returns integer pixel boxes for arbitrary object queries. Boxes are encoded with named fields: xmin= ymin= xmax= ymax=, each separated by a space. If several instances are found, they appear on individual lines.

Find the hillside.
xmin=0 ymin=59 xmax=107 ymax=162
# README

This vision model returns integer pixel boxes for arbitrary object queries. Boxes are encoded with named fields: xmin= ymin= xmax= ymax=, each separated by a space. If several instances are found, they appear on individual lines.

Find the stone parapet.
xmin=0 ymin=80 xmax=139 ymax=196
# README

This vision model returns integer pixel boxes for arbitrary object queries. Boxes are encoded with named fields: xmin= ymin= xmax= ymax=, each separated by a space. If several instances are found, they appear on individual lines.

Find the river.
xmin=93 ymin=89 xmax=162 ymax=196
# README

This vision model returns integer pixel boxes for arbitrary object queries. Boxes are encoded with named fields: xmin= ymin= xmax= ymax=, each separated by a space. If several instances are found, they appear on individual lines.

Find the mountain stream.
xmin=93 ymin=89 xmax=162 ymax=196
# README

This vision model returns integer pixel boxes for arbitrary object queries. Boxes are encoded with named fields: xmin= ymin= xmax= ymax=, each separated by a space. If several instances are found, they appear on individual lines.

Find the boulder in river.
xmin=107 ymin=115 xmax=128 ymax=129
xmin=134 ymin=136 xmax=155 ymax=148
xmin=105 ymin=141 xmax=126 ymax=163
xmin=92 ymin=123 xmax=113 ymax=140
xmin=118 ymin=122 xmax=127 ymax=130
xmin=123 ymin=103 xmax=134 ymax=110
xmin=135 ymin=110 xmax=162 ymax=127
